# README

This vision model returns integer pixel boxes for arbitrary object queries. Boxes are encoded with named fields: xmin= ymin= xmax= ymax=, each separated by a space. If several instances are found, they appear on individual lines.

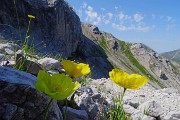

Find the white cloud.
xmin=134 ymin=13 xmax=144 ymax=22
xmin=115 ymin=6 xmax=118 ymax=10
xmin=102 ymin=12 xmax=114 ymax=24
xmin=118 ymin=12 xmax=131 ymax=20
xmin=166 ymin=16 xmax=175 ymax=24
xmin=93 ymin=16 xmax=101 ymax=25
xmin=101 ymin=8 xmax=106 ymax=11
xmin=167 ymin=16 xmax=172 ymax=22
xmin=85 ymin=6 xmax=98 ymax=19
xmin=107 ymin=12 xmax=113 ymax=19
xmin=104 ymin=20 xmax=110 ymax=24
xmin=112 ymin=23 xmax=150 ymax=32
xmin=78 ymin=9 xmax=82 ymax=17
xmin=152 ymin=14 xmax=156 ymax=20
xmin=82 ymin=2 xmax=87 ymax=8
xmin=84 ymin=5 xmax=102 ymax=25
xmin=165 ymin=16 xmax=175 ymax=31
xmin=160 ymin=16 xmax=164 ymax=19
xmin=77 ymin=2 xmax=152 ymax=31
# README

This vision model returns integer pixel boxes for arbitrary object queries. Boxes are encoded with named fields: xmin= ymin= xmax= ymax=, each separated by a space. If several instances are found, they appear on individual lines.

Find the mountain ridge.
xmin=81 ymin=22 xmax=180 ymax=91
xmin=161 ymin=49 xmax=180 ymax=63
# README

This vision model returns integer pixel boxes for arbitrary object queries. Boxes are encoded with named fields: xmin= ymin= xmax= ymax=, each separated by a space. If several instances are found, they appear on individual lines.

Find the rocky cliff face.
xmin=0 ymin=0 xmax=82 ymax=57
xmin=130 ymin=43 xmax=180 ymax=90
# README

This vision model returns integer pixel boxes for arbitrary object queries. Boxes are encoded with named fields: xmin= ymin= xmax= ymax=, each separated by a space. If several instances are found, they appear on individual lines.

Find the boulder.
xmin=138 ymin=101 xmax=165 ymax=118
xmin=163 ymin=111 xmax=180 ymax=120
xmin=0 ymin=43 xmax=20 ymax=55
xmin=38 ymin=57 xmax=62 ymax=70
xmin=74 ymin=87 xmax=107 ymax=120
xmin=62 ymin=107 xmax=88 ymax=120
xmin=0 ymin=66 xmax=36 ymax=87
xmin=123 ymin=96 xmax=139 ymax=108
xmin=0 ymin=66 xmax=63 ymax=120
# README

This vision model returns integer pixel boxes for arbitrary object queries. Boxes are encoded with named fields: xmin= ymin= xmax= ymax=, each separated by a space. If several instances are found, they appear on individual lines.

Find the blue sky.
xmin=66 ymin=0 xmax=180 ymax=53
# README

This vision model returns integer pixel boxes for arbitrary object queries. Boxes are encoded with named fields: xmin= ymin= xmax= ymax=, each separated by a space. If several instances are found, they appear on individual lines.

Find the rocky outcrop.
xmin=0 ymin=0 xmax=82 ymax=57
xmin=0 ymin=66 xmax=63 ymax=120
xmin=130 ymin=43 xmax=180 ymax=91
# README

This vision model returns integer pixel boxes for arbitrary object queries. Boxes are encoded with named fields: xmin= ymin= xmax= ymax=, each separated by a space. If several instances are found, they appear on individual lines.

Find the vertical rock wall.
xmin=0 ymin=0 xmax=82 ymax=57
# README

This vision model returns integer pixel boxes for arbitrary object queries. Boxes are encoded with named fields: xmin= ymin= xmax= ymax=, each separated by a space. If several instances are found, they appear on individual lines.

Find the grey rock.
xmin=0 ymin=80 xmax=63 ymax=120
xmin=47 ymin=70 xmax=60 ymax=74
xmin=138 ymin=100 xmax=164 ymax=118
xmin=5 ymin=48 xmax=14 ymax=55
xmin=0 ymin=66 xmax=36 ymax=87
xmin=163 ymin=111 xmax=180 ymax=120
xmin=2 ymin=103 xmax=17 ymax=120
xmin=62 ymin=107 xmax=88 ymax=120
xmin=0 ymin=43 xmax=20 ymax=55
xmin=1 ymin=60 xmax=16 ymax=66
xmin=161 ymin=88 xmax=179 ymax=94
xmin=0 ymin=53 xmax=5 ymax=62
xmin=123 ymin=104 xmax=156 ymax=120
xmin=123 ymin=96 xmax=139 ymax=108
xmin=74 ymin=92 xmax=98 ymax=119
xmin=123 ymin=104 xmax=138 ymax=115
xmin=74 ymin=87 xmax=107 ymax=120
xmin=38 ymin=57 xmax=62 ymax=70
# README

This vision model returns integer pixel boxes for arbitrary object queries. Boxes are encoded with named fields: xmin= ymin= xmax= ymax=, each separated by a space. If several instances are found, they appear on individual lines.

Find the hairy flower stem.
xmin=120 ymin=88 xmax=126 ymax=106
xmin=23 ymin=18 xmax=31 ymax=52
xmin=44 ymin=98 xmax=53 ymax=120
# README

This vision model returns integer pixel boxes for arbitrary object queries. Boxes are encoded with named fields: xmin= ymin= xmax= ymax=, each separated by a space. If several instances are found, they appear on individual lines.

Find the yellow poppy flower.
xmin=28 ymin=14 xmax=35 ymax=19
xmin=62 ymin=60 xmax=90 ymax=78
xmin=35 ymin=70 xmax=80 ymax=100
xmin=109 ymin=68 xmax=148 ymax=90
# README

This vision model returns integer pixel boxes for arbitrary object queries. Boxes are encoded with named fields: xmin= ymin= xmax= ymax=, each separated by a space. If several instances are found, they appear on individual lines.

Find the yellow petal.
xmin=28 ymin=14 xmax=35 ymax=19
xmin=62 ymin=60 xmax=90 ymax=78
xmin=109 ymin=68 xmax=148 ymax=90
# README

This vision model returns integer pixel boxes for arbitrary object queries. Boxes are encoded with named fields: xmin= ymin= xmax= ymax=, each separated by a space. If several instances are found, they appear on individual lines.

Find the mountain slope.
xmin=161 ymin=49 xmax=180 ymax=63
xmin=81 ymin=23 xmax=180 ymax=91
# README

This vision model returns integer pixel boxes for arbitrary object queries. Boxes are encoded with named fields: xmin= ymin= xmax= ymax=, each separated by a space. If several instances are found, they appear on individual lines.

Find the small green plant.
xmin=13 ymin=14 xmax=36 ymax=72
xmin=22 ymin=14 xmax=35 ymax=55
xmin=143 ymin=107 xmax=150 ymax=116
xmin=107 ymin=95 xmax=127 ymax=120
xmin=79 ymin=72 xmax=91 ymax=86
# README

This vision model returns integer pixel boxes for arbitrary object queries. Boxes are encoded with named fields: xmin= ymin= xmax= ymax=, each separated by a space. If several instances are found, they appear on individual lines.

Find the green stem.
xmin=119 ymin=88 xmax=126 ymax=106
xmin=64 ymin=98 xmax=68 ymax=120
xmin=23 ymin=18 xmax=31 ymax=51
xmin=44 ymin=98 xmax=53 ymax=120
